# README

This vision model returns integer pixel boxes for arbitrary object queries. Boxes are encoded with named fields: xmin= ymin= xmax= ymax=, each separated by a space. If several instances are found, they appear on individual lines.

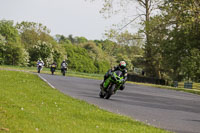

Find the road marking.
xmin=37 ymin=74 xmax=55 ymax=89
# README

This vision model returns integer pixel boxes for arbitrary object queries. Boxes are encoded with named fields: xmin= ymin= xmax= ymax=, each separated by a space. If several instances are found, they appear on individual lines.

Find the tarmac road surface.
xmin=39 ymin=74 xmax=200 ymax=133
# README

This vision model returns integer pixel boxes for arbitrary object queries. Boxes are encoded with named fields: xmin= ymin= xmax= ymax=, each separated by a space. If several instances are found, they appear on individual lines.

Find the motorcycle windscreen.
xmin=114 ymin=70 xmax=123 ymax=77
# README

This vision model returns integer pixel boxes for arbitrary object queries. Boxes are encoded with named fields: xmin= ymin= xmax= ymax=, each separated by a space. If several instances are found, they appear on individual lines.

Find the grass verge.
xmin=0 ymin=70 xmax=171 ymax=133
xmin=0 ymin=65 xmax=103 ymax=80
xmin=126 ymin=82 xmax=200 ymax=95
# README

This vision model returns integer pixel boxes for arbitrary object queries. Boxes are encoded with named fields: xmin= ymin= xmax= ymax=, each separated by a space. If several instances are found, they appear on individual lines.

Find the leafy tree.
xmin=104 ymin=30 xmax=144 ymax=71
xmin=16 ymin=21 xmax=58 ymax=65
xmin=99 ymin=39 xmax=117 ymax=56
xmin=94 ymin=39 xmax=118 ymax=67
xmin=64 ymin=44 xmax=97 ymax=73
xmin=0 ymin=20 xmax=20 ymax=43
xmin=80 ymin=41 xmax=111 ymax=73
xmin=16 ymin=21 xmax=50 ymax=34
xmin=52 ymin=43 xmax=66 ymax=68
xmin=146 ymin=0 xmax=200 ymax=80
xmin=29 ymin=41 xmax=54 ymax=66
xmin=16 ymin=21 xmax=56 ymax=49
xmin=90 ymin=0 xmax=161 ymax=76
xmin=105 ymin=30 xmax=144 ymax=46
xmin=4 ymin=42 xmax=29 ymax=66
xmin=0 ymin=20 xmax=29 ymax=66
xmin=55 ymin=34 xmax=72 ymax=44
xmin=95 ymin=60 xmax=110 ymax=73
xmin=142 ymin=15 xmax=166 ymax=78
xmin=68 ymin=34 xmax=75 ymax=44
xmin=74 ymin=36 xmax=88 ymax=44
xmin=181 ymin=49 xmax=200 ymax=81
xmin=80 ymin=41 xmax=103 ymax=60
xmin=0 ymin=35 xmax=6 ymax=64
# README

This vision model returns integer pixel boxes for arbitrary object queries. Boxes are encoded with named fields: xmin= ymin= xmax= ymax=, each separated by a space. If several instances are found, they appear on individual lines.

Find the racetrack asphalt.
xmin=39 ymin=73 xmax=200 ymax=133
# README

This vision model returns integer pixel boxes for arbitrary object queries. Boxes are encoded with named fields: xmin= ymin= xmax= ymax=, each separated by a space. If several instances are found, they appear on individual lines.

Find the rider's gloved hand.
xmin=121 ymin=79 xmax=125 ymax=83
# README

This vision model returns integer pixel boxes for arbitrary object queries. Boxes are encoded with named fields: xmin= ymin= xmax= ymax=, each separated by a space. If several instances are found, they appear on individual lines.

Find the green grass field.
xmin=0 ymin=70 xmax=171 ymax=133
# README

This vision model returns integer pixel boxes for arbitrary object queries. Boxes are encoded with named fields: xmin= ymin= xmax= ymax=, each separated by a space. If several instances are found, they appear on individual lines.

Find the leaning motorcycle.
xmin=99 ymin=70 xmax=124 ymax=99
xmin=37 ymin=63 xmax=43 ymax=73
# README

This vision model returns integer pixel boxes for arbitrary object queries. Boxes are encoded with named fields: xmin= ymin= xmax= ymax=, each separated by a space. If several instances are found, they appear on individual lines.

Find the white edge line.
xmin=37 ymin=74 xmax=55 ymax=89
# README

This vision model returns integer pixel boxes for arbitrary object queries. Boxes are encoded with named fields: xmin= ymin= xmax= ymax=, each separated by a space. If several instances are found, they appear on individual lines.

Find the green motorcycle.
xmin=99 ymin=70 xmax=124 ymax=99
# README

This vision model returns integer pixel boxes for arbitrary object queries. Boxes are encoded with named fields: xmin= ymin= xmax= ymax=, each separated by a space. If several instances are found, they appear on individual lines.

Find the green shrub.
xmin=95 ymin=60 xmax=110 ymax=73
xmin=64 ymin=44 xmax=97 ymax=73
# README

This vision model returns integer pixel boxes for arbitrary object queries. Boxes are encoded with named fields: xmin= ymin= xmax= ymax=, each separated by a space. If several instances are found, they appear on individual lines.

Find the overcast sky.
xmin=0 ymin=0 xmax=126 ymax=40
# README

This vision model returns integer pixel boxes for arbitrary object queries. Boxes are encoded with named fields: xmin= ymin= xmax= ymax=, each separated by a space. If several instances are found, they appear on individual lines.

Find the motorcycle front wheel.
xmin=51 ymin=68 xmax=55 ymax=75
xmin=38 ymin=67 xmax=41 ymax=73
xmin=99 ymin=91 xmax=105 ymax=98
xmin=105 ymin=84 xmax=116 ymax=99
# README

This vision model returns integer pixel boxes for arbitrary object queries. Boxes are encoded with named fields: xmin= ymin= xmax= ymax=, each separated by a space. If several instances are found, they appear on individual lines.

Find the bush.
xmin=29 ymin=41 xmax=53 ymax=66
xmin=95 ymin=60 xmax=110 ymax=73
xmin=64 ymin=44 xmax=97 ymax=73
xmin=4 ymin=43 xmax=29 ymax=66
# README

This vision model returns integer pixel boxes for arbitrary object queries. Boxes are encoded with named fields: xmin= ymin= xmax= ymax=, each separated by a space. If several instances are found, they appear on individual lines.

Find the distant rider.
xmin=51 ymin=61 xmax=57 ymax=68
xmin=50 ymin=61 xmax=57 ymax=74
xmin=101 ymin=61 xmax=128 ymax=90
xmin=61 ymin=60 xmax=68 ymax=72
xmin=50 ymin=61 xmax=57 ymax=69
xmin=37 ymin=59 xmax=44 ymax=68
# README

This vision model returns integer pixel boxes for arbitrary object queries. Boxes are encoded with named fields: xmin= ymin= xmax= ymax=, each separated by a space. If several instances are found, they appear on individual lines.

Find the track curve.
xmin=39 ymin=73 xmax=200 ymax=133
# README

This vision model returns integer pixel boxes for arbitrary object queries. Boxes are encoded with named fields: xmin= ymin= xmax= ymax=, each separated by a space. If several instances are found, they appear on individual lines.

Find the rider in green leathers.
xmin=101 ymin=61 xmax=128 ymax=90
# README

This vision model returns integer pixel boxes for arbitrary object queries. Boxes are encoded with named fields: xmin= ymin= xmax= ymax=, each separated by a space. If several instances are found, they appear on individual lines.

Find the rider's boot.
xmin=119 ymin=84 xmax=125 ymax=91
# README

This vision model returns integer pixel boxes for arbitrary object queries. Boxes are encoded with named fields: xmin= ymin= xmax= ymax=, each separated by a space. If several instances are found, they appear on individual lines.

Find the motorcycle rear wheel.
xmin=99 ymin=91 xmax=105 ymax=98
xmin=38 ymin=68 xmax=41 ymax=73
xmin=63 ymin=71 xmax=65 ymax=76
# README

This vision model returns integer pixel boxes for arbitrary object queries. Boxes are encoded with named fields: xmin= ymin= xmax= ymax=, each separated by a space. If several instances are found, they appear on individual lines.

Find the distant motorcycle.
xmin=37 ymin=63 xmax=43 ymax=73
xmin=99 ymin=70 xmax=124 ymax=99
xmin=50 ymin=64 xmax=56 ymax=75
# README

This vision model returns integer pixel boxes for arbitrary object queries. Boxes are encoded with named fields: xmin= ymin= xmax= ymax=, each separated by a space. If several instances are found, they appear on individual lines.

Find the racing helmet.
xmin=119 ymin=61 xmax=126 ymax=70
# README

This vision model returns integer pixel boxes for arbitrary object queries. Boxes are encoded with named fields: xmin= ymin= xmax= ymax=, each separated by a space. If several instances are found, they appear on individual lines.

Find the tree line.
xmin=1 ymin=0 xmax=200 ymax=82
xmin=96 ymin=0 xmax=200 ymax=82
xmin=147 ymin=0 xmax=200 ymax=82
xmin=0 ymin=20 xmax=143 ymax=74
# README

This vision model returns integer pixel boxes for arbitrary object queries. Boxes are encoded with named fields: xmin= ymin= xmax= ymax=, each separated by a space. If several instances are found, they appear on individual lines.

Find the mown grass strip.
xmin=127 ymin=81 xmax=200 ymax=95
xmin=0 ymin=70 xmax=171 ymax=133
xmin=0 ymin=65 xmax=103 ymax=80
